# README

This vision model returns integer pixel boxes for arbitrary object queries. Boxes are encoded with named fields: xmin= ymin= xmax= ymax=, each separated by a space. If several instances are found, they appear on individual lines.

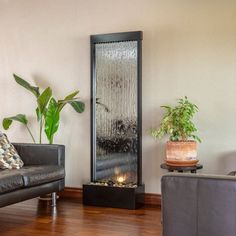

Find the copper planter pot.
xmin=166 ymin=141 xmax=198 ymax=166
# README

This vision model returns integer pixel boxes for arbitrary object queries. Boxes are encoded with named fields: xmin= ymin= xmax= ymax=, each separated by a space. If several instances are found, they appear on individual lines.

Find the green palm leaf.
xmin=44 ymin=98 xmax=60 ymax=144
xmin=37 ymin=87 xmax=52 ymax=116
xmin=58 ymin=90 xmax=80 ymax=111
xmin=13 ymin=74 xmax=40 ymax=98
xmin=70 ymin=101 xmax=85 ymax=113
xmin=2 ymin=114 xmax=28 ymax=130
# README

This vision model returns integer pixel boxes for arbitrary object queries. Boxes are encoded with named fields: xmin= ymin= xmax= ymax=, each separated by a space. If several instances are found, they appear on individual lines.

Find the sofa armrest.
xmin=12 ymin=143 xmax=65 ymax=167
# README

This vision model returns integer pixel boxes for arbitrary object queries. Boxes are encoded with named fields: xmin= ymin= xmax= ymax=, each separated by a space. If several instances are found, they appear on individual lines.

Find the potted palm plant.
xmin=2 ymin=74 xmax=85 ymax=144
xmin=150 ymin=96 xmax=201 ymax=166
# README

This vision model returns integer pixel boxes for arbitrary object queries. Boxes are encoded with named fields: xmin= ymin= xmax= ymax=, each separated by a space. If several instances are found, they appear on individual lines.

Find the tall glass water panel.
xmin=95 ymin=41 xmax=138 ymax=184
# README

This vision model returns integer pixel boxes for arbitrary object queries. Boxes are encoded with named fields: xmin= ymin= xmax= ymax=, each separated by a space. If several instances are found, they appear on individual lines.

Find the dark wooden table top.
xmin=160 ymin=163 xmax=203 ymax=173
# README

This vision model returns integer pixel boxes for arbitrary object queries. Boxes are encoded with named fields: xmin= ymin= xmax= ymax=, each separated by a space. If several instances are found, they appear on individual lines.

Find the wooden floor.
xmin=0 ymin=198 xmax=162 ymax=236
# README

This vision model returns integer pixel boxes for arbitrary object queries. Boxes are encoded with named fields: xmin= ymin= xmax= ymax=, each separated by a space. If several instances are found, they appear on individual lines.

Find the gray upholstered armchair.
xmin=161 ymin=173 xmax=236 ymax=236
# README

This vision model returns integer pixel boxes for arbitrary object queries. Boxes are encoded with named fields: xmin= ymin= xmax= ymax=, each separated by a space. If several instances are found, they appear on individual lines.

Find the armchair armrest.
xmin=13 ymin=143 xmax=65 ymax=167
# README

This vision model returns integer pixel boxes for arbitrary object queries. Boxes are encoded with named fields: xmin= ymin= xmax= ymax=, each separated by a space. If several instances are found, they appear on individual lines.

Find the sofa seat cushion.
xmin=19 ymin=165 xmax=65 ymax=187
xmin=0 ymin=170 xmax=24 ymax=193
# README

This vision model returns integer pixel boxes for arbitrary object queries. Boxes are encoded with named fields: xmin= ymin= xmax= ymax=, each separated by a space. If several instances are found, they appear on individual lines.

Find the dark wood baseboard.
xmin=59 ymin=187 xmax=83 ymax=199
xmin=144 ymin=192 xmax=161 ymax=206
xmin=59 ymin=187 xmax=161 ymax=207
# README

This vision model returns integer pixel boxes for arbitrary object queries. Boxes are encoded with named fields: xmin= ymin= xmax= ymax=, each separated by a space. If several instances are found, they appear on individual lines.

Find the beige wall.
xmin=0 ymin=0 xmax=235 ymax=193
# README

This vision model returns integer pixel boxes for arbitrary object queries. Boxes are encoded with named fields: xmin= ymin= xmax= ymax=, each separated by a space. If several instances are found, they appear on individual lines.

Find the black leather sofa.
xmin=162 ymin=173 xmax=236 ymax=236
xmin=0 ymin=143 xmax=65 ymax=208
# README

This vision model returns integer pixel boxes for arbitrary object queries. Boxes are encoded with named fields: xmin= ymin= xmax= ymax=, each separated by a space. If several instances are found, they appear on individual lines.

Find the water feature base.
xmin=83 ymin=184 xmax=145 ymax=209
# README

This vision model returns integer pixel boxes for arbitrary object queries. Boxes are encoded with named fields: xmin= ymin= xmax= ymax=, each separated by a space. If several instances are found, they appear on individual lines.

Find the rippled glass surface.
xmin=95 ymin=41 xmax=138 ymax=184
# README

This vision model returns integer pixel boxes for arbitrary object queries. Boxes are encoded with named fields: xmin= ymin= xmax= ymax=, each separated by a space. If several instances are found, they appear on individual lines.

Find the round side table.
xmin=160 ymin=163 xmax=203 ymax=173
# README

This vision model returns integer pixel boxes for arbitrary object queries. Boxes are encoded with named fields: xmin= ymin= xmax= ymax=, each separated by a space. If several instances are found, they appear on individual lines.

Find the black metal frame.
xmin=90 ymin=31 xmax=143 ymax=185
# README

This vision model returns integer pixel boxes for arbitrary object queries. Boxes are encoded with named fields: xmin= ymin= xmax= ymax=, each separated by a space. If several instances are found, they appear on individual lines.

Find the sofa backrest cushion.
xmin=0 ymin=132 xmax=24 ymax=169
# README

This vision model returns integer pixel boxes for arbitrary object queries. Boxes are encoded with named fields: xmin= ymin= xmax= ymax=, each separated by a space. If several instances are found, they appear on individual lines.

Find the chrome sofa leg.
xmin=51 ymin=192 xmax=56 ymax=207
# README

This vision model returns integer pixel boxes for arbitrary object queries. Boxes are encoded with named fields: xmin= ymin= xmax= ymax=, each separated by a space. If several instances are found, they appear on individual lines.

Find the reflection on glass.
xmin=95 ymin=41 xmax=138 ymax=185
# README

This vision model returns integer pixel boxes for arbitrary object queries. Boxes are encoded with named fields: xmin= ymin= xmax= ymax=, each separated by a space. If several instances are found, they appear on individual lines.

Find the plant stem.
xmin=39 ymin=118 xmax=43 ymax=144
xmin=49 ymin=136 xmax=53 ymax=145
xmin=26 ymin=125 xmax=36 ymax=143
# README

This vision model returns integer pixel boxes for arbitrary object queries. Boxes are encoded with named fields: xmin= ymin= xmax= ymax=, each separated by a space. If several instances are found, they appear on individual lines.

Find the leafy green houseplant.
xmin=150 ymin=96 xmax=201 ymax=166
xmin=3 ymin=74 xmax=85 ymax=144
